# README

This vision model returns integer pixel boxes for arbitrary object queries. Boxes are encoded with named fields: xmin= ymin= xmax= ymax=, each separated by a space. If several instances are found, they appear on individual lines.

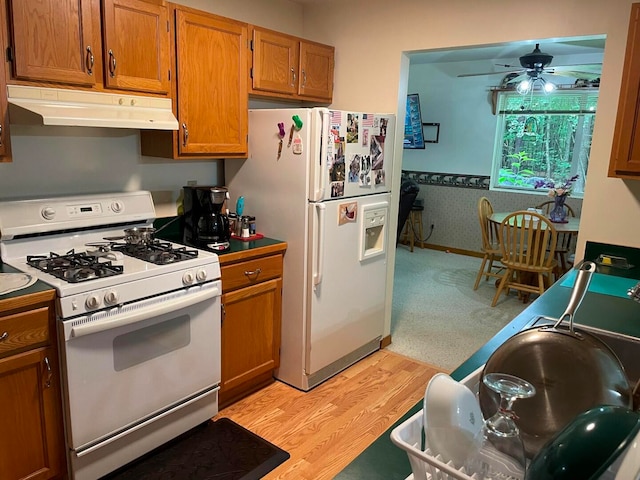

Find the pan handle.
xmin=552 ymin=261 xmax=596 ymax=333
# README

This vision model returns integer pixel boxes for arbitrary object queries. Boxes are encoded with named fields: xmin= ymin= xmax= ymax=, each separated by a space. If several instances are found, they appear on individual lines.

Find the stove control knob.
xmin=196 ymin=269 xmax=207 ymax=282
xmin=104 ymin=290 xmax=120 ymax=305
xmin=182 ymin=271 xmax=195 ymax=285
xmin=86 ymin=294 xmax=102 ymax=310
xmin=41 ymin=206 xmax=56 ymax=220
xmin=111 ymin=201 xmax=124 ymax=213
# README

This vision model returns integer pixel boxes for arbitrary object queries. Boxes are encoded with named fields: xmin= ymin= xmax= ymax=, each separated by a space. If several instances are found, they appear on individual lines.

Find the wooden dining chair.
xmin=473 ymin=197 xmax=504 ymax=290
xmin=491 ymin=211 xmax=558 ymax=307
xmin=535 ymin=200 xmax=576 ymax=274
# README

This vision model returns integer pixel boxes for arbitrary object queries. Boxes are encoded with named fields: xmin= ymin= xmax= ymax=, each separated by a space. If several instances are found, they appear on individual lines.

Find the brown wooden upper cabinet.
xmin=249 ymin=26 xmax=334 ymax=103
xmin=101 ymin=0 xmax=171 ymax=94
xmin=5 ymin=0 xmax=170 ymax=95
xmin=140 ymin=4 xmax=248 ymax=159
xmin=610 ymin=3 xmax=640 ymax=178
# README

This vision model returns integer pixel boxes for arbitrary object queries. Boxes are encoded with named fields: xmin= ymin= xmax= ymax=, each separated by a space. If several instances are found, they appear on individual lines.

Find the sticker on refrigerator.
xmin=359 ymin=155 xmax=372 ymax=187
xmin=348 ymin=154 xmax=361 ymax=183
xmin=338 ymin=201 xmax=357 ymax=225
xmin=362 ymin=128 xmax=369 ymax=147
xmin=371 ymin=135 xmax=385 ymax=170
xmin=331 ymin=181 xmax=344 ymax=198
xmin=379 ymin=117 xmax=389 ymax=137
xmin=330 ymin=110 xmax=342 ymax=128
xmin=329 ymin=146 xmax=345 ymax=183
xmin=375 ymin=169 xmax=386 ymax=186
xmin=347 ymin=113 xmax=359 ymax=143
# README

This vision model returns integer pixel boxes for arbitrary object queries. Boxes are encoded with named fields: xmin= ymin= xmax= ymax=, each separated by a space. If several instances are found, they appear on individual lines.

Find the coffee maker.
xmin=183 ymin=186 xmax=231 ymax=252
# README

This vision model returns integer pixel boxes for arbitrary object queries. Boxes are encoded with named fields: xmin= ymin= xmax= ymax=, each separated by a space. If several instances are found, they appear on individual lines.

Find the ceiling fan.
xmin=457 ymin=43 xmax=602 ymax=87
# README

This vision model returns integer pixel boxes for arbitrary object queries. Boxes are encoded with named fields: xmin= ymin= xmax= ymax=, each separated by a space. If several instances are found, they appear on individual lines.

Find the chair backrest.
xmin=499 ymin=211 xmax=558 ymax=269
xmin=535 ymin=200 xmax=576 ymax=217
xmin=477 ymin=197 xmax=499 ymax=250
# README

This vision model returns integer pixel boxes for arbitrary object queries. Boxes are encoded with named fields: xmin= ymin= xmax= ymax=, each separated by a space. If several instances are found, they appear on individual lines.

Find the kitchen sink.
xmin=527 ymin=316 xmax=640 ymax=385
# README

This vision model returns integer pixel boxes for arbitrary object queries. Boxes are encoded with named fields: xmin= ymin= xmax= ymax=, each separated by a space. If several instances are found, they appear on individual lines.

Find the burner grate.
xmin=112 ymin=242 xmax=198 ymax=265
xmin=27 ymin=250 xmax=124 ymax=283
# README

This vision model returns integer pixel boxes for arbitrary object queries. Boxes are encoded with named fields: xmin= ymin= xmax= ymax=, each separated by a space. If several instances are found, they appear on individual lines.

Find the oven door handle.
xmin=70 ymin=285 xmax=220 ymax=338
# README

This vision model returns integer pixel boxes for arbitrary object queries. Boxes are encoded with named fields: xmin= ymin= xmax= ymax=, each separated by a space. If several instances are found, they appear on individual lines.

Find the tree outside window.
xmin=491 ymin=90 xmax=597 ymax=197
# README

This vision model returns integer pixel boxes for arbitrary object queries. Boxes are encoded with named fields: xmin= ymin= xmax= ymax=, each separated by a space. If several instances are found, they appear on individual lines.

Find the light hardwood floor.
xmin=214 ymin=349 xmax=446 ymax=480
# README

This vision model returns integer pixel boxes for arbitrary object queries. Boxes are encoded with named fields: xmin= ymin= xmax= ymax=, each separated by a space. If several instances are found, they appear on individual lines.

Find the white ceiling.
xmin=409 ymin=37 xmax=606 ymax=64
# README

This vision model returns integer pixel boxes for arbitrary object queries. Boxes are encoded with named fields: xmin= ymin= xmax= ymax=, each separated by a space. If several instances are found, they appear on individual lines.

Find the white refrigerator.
xmin=225 ymin=108 xmax=395 ymax=390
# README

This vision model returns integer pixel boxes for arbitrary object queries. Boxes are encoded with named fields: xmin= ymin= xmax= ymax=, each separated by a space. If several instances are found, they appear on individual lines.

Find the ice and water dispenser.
xmin=360 ymin=202 xmax=388 ymax=261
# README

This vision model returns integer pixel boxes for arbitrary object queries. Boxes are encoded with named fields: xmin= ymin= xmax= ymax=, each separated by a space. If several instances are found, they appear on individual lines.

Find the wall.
xmin=300 ymin=0 xmax=640 ymax=336
xmin=0 ymin=0 xmax=305 ymax=216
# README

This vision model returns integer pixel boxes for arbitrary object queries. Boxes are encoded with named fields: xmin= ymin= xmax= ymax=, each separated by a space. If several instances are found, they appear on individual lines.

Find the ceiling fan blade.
xmin=457 ymin=69 xmax=523 ymax=78
xmin=544 ymin=68 xmax=601 ymax=79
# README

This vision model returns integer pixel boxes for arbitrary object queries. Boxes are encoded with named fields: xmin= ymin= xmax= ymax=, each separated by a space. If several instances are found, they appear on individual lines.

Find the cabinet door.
xmin=8 ymin=0 xmax=96 ymax=85
xmin=298 ymin=41 xmax=334 ymax=100
xmin=0 ymin=347 xmax=66 ymax=480
xmin=175 ymin=9 xmax=248 ymax=155
xmin=251 ymin=27 xmax=298 ymax=95
xmin=101 ymin=0 xmax=170 ymax=94
xmin=610 ymin=3 xmax=640 ymax=177
xmin=221 ymin=278 xmax=282 ymax=393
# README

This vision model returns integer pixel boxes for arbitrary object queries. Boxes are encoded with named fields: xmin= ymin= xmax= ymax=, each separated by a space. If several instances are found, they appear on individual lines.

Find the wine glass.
xmin=465 ymin=373 xmax=536 ymax=480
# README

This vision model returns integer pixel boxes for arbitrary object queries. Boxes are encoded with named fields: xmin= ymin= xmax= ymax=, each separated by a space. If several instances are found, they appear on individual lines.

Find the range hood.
xmin=7 ymin=85 xmax=179 ymax=130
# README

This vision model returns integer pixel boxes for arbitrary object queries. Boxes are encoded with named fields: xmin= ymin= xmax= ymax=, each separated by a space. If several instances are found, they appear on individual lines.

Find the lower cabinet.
xmin=219 ymin=245 xmax=285 ymax=408
xmin=0 ymin=291 xmax=66 ymax=480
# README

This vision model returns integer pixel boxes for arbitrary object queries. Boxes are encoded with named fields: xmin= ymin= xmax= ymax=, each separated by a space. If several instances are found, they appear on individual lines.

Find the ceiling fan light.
xmin=543 ymin=81 xmax=556 ymax=93
xmin=516 ymin=80 xmax=532 ymax=94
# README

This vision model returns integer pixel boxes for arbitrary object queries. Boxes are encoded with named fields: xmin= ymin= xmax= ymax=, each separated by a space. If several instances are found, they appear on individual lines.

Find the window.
xmin=490 ymin=89 xmax=598 ymax=197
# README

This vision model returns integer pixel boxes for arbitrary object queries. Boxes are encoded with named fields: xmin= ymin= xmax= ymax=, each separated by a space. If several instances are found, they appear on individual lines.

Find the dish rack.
xmin=390 ymin=366 xmax=622 ymax=480
xmin=391 ymin=367 xmax=488 ymax=480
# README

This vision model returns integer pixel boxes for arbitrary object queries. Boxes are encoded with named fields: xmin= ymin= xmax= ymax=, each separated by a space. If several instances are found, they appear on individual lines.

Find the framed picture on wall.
xmin=403 ymin=93 xmax=425 ymax=149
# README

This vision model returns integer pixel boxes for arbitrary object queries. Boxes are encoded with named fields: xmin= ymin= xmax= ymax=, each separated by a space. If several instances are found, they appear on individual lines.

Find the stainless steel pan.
xmin=103 ymin=216 xmax=181 ymax=245
xmin=479 ymin=261 xmax=632 ymax=458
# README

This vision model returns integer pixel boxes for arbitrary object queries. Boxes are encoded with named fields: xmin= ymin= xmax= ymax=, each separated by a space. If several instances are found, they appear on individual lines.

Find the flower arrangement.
xmin=534 ymin=174 xmax=579 ymax=197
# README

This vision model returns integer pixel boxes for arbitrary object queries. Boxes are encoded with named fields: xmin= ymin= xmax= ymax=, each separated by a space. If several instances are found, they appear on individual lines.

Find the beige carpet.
xmin=386 ymin=247 xmax=529 ymax=371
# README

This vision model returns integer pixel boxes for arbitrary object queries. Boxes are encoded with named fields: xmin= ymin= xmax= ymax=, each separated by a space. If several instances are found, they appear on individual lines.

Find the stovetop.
xmin=0 ymin=192 xmax=222 ymax=318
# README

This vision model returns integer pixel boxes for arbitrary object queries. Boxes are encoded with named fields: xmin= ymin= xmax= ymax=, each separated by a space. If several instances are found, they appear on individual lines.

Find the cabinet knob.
xmin=44 ymin=356 xmax=52 ymax=388
xmin=182 ymin=123 xmax=189 ymax=146
xmin=302 ymin=69 xmax=307 ymax=87
xmin=291 ymin=68 xmax=296 ymax=87
xmin=243 ymin=267 xmax=262 ymax=279
xmin=108 ymin=49 xmax=117 ymax=77
xmin=0 ymin=331 xmax=7 ymax=341
xmin=86 ymin=46 xmax=94 ymax=75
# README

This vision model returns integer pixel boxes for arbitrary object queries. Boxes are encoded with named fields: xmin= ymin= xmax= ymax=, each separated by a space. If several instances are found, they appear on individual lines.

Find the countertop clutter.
xmin=336 ymin=241 xmax=640 ymax=480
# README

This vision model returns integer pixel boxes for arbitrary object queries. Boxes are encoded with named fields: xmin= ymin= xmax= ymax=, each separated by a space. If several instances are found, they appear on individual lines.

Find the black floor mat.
xmin=102 ymin=418 xmax=290 ymax=480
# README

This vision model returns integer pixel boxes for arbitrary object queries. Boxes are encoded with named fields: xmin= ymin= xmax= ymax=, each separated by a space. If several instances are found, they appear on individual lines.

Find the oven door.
xmin=58 ymin=280 xmax=221 ymax=453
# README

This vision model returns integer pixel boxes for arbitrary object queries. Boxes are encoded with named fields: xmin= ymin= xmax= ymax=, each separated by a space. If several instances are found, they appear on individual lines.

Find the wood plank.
xmin=215 ymin=349 xmax=446 ymax=480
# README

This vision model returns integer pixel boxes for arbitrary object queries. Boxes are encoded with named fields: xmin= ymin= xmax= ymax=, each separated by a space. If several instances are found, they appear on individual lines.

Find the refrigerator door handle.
xmin=313 ymin=109 xmax=330 ymax=201
xmin=313 ymin=203 xmax=326 ymax=288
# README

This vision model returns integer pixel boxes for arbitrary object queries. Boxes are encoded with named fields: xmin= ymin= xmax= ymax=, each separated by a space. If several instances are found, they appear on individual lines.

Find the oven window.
xmin=113 ymin=315 xmax=190 ymax=371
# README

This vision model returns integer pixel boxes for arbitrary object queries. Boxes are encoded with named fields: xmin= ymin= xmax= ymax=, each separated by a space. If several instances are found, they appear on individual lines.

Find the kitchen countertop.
xmin=335 ymin=266 xmax=640 ymax=480
xmin=154 ymin=217 xmax=287 ymax=264
xmin=0 ymin=262 xmax=55 ymax=300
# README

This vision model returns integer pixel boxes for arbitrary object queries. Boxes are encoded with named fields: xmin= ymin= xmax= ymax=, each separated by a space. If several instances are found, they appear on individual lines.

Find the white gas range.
xmin=0 ymin=191 xmax=222 ymax=480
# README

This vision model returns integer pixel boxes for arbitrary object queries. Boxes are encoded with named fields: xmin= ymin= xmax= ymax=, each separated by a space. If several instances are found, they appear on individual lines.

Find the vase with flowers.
xmin=534 ymin=175 xmax=579 ymax=223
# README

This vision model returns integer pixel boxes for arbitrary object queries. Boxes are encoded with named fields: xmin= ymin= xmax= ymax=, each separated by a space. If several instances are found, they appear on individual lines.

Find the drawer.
xmin=221 ymin=254 xmax=283 ymax=293
xmin=0 ymin=306 xmax=50 ymax=357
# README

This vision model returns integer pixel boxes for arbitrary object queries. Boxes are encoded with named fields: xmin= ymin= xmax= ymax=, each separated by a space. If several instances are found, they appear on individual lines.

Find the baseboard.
xmin=380 ymin=335 xmax=392 ymax=349
xmin=398 ymin=241 xmax=483 ymax=259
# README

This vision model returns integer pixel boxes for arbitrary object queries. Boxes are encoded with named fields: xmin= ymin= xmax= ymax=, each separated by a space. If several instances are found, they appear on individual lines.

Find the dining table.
xmin=488 ymin=211 xmax=580 ymax=233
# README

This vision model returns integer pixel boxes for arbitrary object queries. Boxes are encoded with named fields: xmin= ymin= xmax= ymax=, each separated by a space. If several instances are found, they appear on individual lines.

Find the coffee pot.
xmin=183 ymin=186 xmax=231 ymax=251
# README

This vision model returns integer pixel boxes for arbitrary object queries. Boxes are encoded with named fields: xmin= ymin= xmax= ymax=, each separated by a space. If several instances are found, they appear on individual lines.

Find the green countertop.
xmin=335 ymin=269 xmax=640 ymax=480
xmin=0 ymin=262 xmax=55 ymax=300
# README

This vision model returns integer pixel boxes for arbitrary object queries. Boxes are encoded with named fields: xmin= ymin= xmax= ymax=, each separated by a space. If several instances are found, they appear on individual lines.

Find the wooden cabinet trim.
xmin=610 ymin=3 xmax=640 ymax=177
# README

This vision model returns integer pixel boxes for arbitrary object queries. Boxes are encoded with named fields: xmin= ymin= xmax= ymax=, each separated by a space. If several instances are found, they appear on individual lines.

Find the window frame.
xmin=489 ymin=88 xmax=598 ymax=199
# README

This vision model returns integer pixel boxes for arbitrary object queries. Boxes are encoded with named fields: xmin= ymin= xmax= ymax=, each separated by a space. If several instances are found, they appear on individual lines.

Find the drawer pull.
xmin=0 ymin=332 xmax=7 ymax=342
xmin=44 ymin=357 xmax=52 ymax=388
xmin=244 ymin=268 xmax=262 ymax=279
